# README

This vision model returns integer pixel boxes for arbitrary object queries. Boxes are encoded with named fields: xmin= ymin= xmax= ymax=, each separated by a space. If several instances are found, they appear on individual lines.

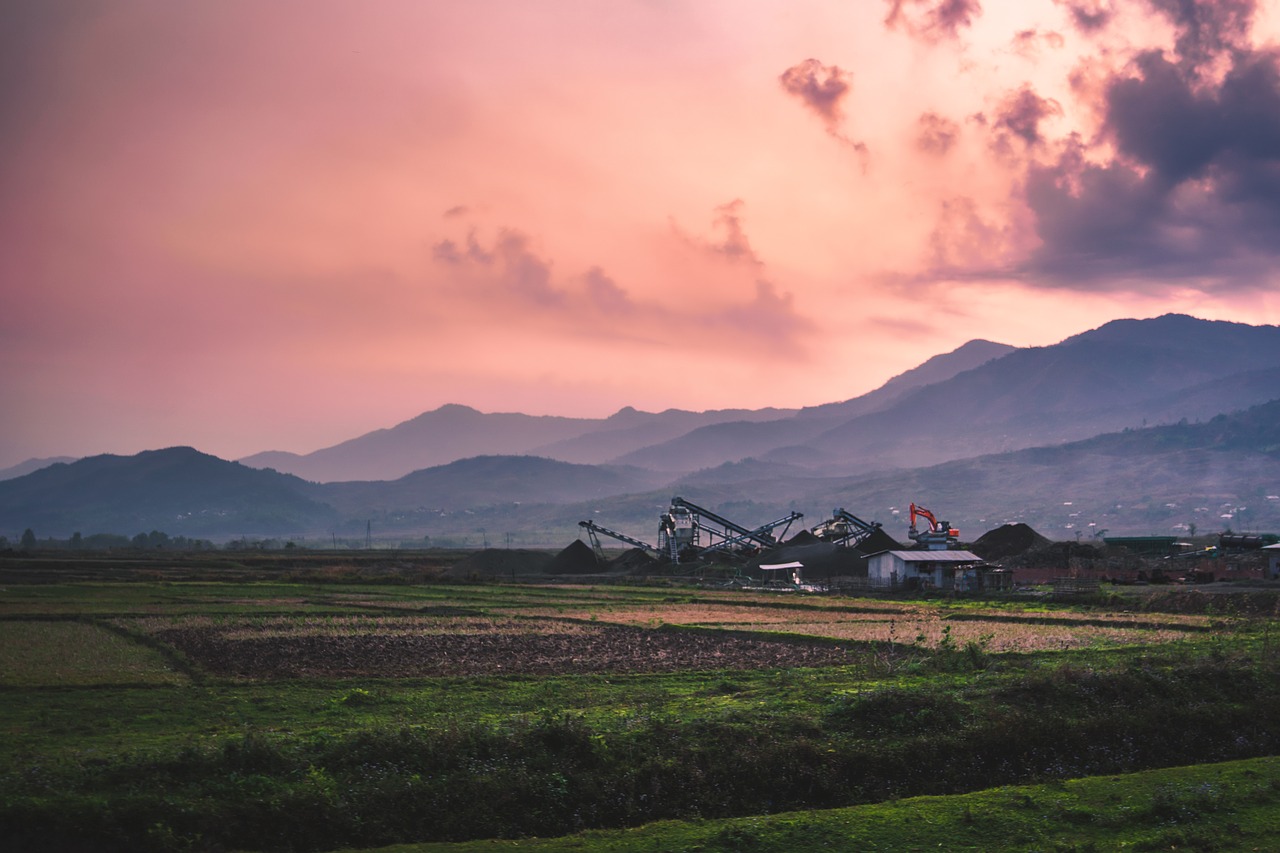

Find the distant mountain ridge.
xmin=5 ymin=314 xmax=1280 ymax=542
xmin=10 ymin=391 xmax=1280 ymax=537
xmin=0 ymin=456 xmax=77 ymax=481
xmin=4 ymin=397 xmax=1280 ymax=541
xmin=239 ymin=337 xmax=1018 ymax=481
xmin=0 ymin=448 xmax=335 ymax=536
xmin=241 ymin=404 xmax=797 ymax=482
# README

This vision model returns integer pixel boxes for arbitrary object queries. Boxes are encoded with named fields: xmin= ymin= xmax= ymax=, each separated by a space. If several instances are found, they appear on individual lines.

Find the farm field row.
xmin=3 ymin=573 xmax=1279 ymax=852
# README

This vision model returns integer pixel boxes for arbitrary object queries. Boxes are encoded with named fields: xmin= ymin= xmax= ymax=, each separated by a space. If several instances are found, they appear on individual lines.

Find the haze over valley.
xmin=4 ymin=315 xmax=1278 ymax=546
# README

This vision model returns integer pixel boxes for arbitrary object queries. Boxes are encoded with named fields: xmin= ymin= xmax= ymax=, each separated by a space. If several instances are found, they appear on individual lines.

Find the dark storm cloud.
xmin=884 ymin=0 xmax=982 ymax=42
xmin=779 ymin=58 xmax=852 ymax=129
xmin=1054 ymin=0 xmax=1115 ymax=35
xmin=1020 ymin=46 xmax=1280 ymax=287
xmin=434 ymin=229 xmax=565 ymax=306
xmin=917 ymin=112 xmax=960 ymax=155
xmin=993 ymin=86 xmax=1062 ymax=149
xmin=1011 ymin=28 xmax=1066 ymax=59
xmin=779 ymin=59 xmax=870 ymax=164
xmin=1147 ymin=0 xmax=1256 ymax=74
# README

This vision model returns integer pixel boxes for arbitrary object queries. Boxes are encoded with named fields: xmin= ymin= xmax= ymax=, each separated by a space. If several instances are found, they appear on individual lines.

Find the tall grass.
xmin=4 ymin=649 xmax=1278 ymax=852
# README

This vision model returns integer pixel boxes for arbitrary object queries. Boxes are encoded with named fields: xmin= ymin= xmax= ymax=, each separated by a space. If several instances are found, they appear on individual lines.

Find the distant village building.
xmin=867 ymin=550 xmax=1002 ymax=591
xmin=1266 ymin=544 xmax=1280 ymax=581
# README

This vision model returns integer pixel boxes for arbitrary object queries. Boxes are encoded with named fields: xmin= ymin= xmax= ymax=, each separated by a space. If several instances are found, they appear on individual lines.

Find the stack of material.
xmin=545 ymin=539 xmax=601 ymax=575
xmin=851 ymin=527 xmax=902 ymax=555
xmin=444 ymin=548 xmax=552 ymax=578
xmin=611 ymin=547 xmax=658 ymax=574
xmin=971 ymin=523 xmax=1051 ymax=560
xmin=748 ymin=540 xmax=867 ymax=578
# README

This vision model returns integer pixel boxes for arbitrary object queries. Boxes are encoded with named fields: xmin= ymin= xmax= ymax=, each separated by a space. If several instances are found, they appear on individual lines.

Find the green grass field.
xmin=2 ymin=560 xmax=1278 ymax=852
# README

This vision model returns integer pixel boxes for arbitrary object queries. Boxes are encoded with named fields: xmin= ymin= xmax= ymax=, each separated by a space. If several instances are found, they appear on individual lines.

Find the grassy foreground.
xmin=368 ymin=755 xmax=1280 ymax=852
xmin=3 ymin=570 xmax=1280 ymax=851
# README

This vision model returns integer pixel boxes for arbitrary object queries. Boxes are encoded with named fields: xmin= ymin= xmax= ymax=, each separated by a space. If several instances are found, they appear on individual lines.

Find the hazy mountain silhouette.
xmin=802 ymin=314 xmax=1280 ymax=470
xmin=528 ymin=406 xmax=795 ymax=465
xmin=608 ymin=315 xmax=1280 ymax=475
xmin=530 ymin=397 xmax=1280 ymax=544
xmin=792 ymin=396 xmax=1280 ymax=542
xmin=317 ymin=455 xmax=670 ymax=515
xmin=240 ymin=405 xmax=601 ymax=482
xmin=0 ymin=456 xmax=77 ymax=481
xmin=236 ymin=339 xmax=1011 ymax=481
xmin=5 ymin=400 xmax=1280 ymax=542
xmin=241 ymin=404 xmax=796 ymax=482
xmin=0 ymin=447 xmax=335 ymax=537
xmin=610 ymin=339 xmax=1016 ymax=472
xmin=6 ymin=315 xmax=1280 ymax=542
xmin=794 ymin=338 xmax=1017 ymax=421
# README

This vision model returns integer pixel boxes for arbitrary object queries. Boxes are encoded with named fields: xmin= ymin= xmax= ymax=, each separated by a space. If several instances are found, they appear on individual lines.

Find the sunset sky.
xmin=4 ymin=0 xmax=1280 ymax=467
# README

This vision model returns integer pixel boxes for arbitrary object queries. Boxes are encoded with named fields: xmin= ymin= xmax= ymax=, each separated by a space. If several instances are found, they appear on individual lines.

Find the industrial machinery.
xmin=810 ymin=508 xmax=883 ymax=548
xmin=908 ymin=503 xmax=959 ymax=550
xmin=581 ymin=497 xmax=803 ymax=564
xmin=661 ymin=497 xmax=803 ymax=563
xmin=578 ymin=519 xmax=660 ymax=564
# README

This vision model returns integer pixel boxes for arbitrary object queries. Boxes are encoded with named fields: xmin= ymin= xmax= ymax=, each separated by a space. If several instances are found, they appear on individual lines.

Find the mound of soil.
xmin=444 ymin=548 xmax=552 ymax=579
xmin=749 ymin=540 xmax=870 ymax=578
xmin=611 ymin=547 xmax=658 ymax=573
xmin=545 ymin=539 xmax=600 ymax=575
xmin=156 ymin=623 xmax=860 ymax=679
xmin=852 ymin=528 xmax=902 ymax=556
xmin=971 ymin=523 xmax=1051 ymax=560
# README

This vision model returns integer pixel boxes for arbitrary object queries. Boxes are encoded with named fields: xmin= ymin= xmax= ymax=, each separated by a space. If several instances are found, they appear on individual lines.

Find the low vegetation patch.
xmin=2 ymin=571 xmax=1278 ymax=852
xmin=0 ymin=620 xmax=186 ymax=687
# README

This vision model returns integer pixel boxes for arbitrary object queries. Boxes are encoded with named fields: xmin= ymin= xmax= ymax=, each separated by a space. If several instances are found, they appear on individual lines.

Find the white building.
xmin=1265 ymin=543 xmax=1280 ymax=580
xmin=867 ymin=550 xmax=987 ymax=591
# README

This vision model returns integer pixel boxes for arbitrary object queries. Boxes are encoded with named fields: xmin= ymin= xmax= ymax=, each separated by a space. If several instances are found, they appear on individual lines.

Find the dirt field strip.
xmin=143 ymin=619 xmax=863 ymax=679
xmin=710 ymin=619 xmax=1198 ymax=652
xmin=505 ymin=604 xmax=906 ymax=626
xmin=501 ymin=600 xmax=1213 ymax=651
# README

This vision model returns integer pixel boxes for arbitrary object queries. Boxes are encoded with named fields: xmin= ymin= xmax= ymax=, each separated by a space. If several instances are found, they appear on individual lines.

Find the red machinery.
xmin=908 ymin=503 xmax=959 ymax=550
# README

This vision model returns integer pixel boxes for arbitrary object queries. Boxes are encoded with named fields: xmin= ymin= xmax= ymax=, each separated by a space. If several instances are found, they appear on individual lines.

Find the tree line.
xmin=3 ymin=529 xmax=216 ymax=552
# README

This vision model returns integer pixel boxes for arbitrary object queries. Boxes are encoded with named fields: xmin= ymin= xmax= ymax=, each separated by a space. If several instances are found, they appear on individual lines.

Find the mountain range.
xmin=3 ymin=314 xmax=1279 ymax=544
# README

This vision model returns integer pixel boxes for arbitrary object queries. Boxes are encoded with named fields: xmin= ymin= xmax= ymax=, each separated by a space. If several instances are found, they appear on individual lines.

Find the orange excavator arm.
xmin=909 ymin=503 xmax=939 ymax=532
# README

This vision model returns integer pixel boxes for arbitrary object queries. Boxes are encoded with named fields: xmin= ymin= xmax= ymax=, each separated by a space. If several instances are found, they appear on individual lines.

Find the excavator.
xmin=908 ymin=503 xmax=959 ymax=550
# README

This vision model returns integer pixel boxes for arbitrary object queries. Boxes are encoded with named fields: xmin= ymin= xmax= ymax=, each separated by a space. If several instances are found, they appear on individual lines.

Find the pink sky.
xmin=3 ymin=0 xmax=1280 ymax=467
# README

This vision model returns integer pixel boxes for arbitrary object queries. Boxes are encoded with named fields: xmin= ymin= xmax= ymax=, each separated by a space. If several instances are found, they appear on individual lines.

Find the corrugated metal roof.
xmin=879 ymin=550 xmax=984 ymax=563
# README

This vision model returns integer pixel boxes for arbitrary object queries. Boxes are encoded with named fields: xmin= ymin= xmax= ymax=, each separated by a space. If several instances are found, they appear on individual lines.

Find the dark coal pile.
xmin=749 ymin=540 xmax=867 ymax=578
xmin=852 ymin=527 xmax=902 ymax=556
xmin=545 ymin=539 xmax=601 ymax=574
xmin=445 ymin=548 xmax=552 ymax=578
xmin=971 ymin=523 xmax=1051 ymax=560
xmin=785 ymin=529 xmax=822 ymax=546
xmin=611 ymin=547 xmax=658 ymax=574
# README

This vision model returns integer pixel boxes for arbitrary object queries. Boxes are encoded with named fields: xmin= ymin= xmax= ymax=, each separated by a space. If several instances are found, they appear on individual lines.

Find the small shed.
xmin=1265 ymin=544 xmax=1280 ymax=580
xmin=759 ymin=561 xmax=804 ymax=585
xmin=867 ymin=550 xmax=987 ymax=591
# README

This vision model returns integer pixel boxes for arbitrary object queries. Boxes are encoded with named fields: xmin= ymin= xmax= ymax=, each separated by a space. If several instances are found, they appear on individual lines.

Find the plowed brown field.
xmin=155 ymin=622 xmax=858 ymax=678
